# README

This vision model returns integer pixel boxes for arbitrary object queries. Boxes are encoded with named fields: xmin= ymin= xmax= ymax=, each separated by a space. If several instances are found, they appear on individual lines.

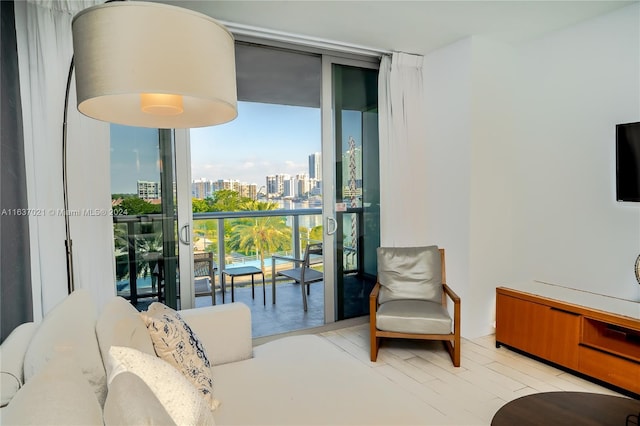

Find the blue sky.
xmin=110 ymin=102 xmax=363 ymax=194
xmin=111 ymin=125 xmax=161 ymax=194
xmin=190 ymin=102 xmax=321 ymax=187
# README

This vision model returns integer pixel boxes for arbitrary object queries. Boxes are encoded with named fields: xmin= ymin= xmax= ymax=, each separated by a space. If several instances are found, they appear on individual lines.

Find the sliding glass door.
xmin=322 ymin=58 xmax=380 ymax=322
xmin=111 ymin=126 xmax=192 ymax=310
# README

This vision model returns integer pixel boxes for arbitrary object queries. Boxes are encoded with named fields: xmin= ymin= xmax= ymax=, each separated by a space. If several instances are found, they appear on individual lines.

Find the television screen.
xmin=616 ymin=122 xmax=640 ymax=202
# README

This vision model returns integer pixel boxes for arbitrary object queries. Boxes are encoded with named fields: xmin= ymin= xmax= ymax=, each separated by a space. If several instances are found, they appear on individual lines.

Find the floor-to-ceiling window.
xmin=108 ymin=39 xmax=380 ymax=336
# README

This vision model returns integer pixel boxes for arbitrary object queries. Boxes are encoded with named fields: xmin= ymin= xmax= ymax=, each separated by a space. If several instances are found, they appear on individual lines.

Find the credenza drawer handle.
xmin=549 ymin=307 xmax=581 ymax=316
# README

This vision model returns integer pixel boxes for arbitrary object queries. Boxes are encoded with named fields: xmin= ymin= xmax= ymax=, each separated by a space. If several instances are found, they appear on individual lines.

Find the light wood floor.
xmin=317 ymin=323 xmax=627 ymax=425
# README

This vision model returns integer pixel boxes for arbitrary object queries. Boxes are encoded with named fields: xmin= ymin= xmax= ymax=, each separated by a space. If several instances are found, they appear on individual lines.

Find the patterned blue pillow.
xmin=140 ymin=303 xmax=219 ymax=410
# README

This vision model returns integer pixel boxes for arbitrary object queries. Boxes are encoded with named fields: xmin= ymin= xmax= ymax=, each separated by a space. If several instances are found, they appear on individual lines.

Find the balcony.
xmin=113 ymin=208 xmax=338 ymax=337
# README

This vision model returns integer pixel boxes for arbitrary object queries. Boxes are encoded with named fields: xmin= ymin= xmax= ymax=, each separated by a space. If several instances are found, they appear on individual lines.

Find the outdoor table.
xmin=221 ymin=266 xmax=266 ymax=305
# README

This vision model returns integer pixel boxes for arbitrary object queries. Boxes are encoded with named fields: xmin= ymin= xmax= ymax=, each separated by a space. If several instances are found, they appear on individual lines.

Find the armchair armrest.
xmin=369 ymin=282 xmax=381 ymax=330
xmin=271 ymin=254 xmax=304 ymax=265
xmin=442 ymin=284 xmax=460 ymax=304
xmin=179 ymin=303 xmax=252 ymax=366
xmin=369 ymin=282 xmax=381 ymax=305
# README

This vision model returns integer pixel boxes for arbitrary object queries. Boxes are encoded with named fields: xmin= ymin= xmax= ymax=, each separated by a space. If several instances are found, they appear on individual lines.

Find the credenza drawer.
xmin=578 ymin=345 xmax=640 ymax=394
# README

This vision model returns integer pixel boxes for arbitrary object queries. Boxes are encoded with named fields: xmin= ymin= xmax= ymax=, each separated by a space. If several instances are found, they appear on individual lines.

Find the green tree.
xmin=211 ymin=190 xmax=248 ymax=211
xmin=118 ymin=197 xmax=161 ymax=215
xmin=309 ymin=225 xmax=323 ymax=245
xmin=192 ymin=198 xmax=210 ymax=213
xmin=228 ymin=199 xmax=290 ymax=272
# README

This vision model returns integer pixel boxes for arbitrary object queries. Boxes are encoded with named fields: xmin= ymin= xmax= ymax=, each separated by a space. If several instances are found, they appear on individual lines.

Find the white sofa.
xmin=0 ymin=289 xmax=429 ymax=425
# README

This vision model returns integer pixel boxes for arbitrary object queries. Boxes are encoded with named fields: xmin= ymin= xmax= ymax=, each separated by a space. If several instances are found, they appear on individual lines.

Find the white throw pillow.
xmin=1 ymin=355 xmax=103 ymax=425
xmin=96 ymin=296 xmax=155 ymax=377
xmin=22 ymin=289 xmax=107 ymax=406
xmin=140 ymin=302 xmax=218 ymax=409
xmin=107 ymin=346 xmax=215 ymax=426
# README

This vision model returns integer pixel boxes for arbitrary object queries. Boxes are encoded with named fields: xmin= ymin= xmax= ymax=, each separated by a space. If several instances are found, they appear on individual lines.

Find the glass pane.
xmin=333 ymin=64 xmax=380 ymax=320
xmin=190 ymin=43 xmax=323 ymax=336
xmin=110 ymin=125 xmax=180 ymax=309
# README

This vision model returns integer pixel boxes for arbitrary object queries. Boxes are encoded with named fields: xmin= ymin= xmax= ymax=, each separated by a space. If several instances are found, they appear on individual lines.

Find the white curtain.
xmin=378 ymin=52 xmax=428 ymax=247
xmin=15 ymin=0 xmax=116 ymax=318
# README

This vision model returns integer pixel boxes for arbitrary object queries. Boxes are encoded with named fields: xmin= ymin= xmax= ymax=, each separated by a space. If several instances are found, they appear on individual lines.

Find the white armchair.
xmin=369 ymin=245 xmax=461 ymax=366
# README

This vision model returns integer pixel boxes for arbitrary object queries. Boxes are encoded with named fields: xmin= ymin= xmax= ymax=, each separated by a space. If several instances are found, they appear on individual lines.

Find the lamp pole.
xmin=62 ymin=57 xmax=75 ymax=294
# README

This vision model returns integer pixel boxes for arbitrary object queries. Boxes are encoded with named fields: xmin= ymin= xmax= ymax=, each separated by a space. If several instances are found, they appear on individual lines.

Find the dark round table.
xmin=491 ymin=391 xmax=640 ymax=426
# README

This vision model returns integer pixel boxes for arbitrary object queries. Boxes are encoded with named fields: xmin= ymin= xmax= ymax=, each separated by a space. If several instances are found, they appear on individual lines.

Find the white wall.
xmin=512 ymin=3 xmax=640 ymax=301
xmin=424 ymin=37 xmax=518 ymax=338
xmin=468 ymin=38 xmax=518 ymax=337
xmin=423 ymin=38 xmax=474 ymax=333
xmin=423 ymin=3 xmax=640 ymax=338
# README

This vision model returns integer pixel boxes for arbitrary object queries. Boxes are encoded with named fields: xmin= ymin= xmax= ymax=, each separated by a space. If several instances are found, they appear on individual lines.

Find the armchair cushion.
xmin=377 ymin=246 xmax=442 ymax=304
xmin=376 ymin=300 xmax=452 ymax=335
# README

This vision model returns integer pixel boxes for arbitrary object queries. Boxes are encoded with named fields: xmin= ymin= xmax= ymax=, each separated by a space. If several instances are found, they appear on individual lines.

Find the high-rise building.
xmin=266 ymin=175 xmax=278 ymax=198
xmin=309 ymin=152 xmax=322 ymax=180
xmin=137 ymin=180 xmax=161 ymax=200
xmin=239 ymin=182 xmax=258 ymax=199
xmin=296 ymin=173 xmax=309 ymax=197
xmin=191 ymin=178 xmax=212 ymax=199
xmin=212 ymin=179 xmax=241 ymax=193
xmin=283 ymin=178 xmax=295 ymax=198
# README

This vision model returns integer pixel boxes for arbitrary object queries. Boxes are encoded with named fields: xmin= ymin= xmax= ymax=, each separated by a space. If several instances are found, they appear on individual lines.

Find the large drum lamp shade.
xmin=72 ymin=1 xmax=237 ymax=128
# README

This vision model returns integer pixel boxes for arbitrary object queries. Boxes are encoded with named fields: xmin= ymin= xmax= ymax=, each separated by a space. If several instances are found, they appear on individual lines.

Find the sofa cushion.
xmin=377 ymin=245 xmax=443 ymax=304
xmin=104 ymin=371 xmax=176 ymax=426
xmin=179 ymin=303 xmax=253 ymax=366
xmin=96 ymin=296 xmax=155 ymax=376
xmin=22 ymin=289 xmax=107 ymax=406
xmin=140 ymin=302 xmax=218 ymax=409
xmin=1 ymin=355 xmax=103 ymax=425
xmin=107 ymin=346 xmax=215 ymax=426
xmin=376 ymin=299 xmax=452 ymax=334
xmin=0 ymin=321 xmax=38 ymax=407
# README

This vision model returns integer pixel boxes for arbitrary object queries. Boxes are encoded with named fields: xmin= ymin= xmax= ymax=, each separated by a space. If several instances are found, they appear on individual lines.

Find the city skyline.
xmin=190 ymin=102 xmax=321 ymax=186
xmin=111 ymin=101 xmax=362 ymax=195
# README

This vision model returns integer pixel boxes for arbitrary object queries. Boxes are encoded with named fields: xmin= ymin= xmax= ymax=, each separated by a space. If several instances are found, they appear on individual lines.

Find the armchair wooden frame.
xmin=369 ymin=248 xmax=461 ymax=366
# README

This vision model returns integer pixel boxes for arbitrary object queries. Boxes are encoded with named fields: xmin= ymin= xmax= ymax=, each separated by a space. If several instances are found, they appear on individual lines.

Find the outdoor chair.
xmin=369 ymin=245 xmax=461 ymax=366
xmin=194 ymin=252 xmax=217 ymax=305
xmin=272 ymin=243 xmax=323 ymax=311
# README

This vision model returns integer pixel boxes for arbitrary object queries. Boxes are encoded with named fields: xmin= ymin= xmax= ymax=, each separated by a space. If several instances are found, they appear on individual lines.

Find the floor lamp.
xmin=63 ymin=1 xmax=237 ymax=293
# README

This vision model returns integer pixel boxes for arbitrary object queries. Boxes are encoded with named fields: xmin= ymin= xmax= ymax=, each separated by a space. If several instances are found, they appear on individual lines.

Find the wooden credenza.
xmin=496 ymin=286 xmax=640 ymax=396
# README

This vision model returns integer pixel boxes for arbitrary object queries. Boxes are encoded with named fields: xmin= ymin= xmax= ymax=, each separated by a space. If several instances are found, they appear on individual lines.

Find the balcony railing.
xmin=112 ymin=208 xmax=348 ymax=305
xmin=193 ymin=208 xmax=324 ymax=272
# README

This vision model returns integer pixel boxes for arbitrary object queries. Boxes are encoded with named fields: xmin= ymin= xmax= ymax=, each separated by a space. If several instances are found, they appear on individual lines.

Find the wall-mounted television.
xmin=616 ymin=121 xmax=640 ymax=202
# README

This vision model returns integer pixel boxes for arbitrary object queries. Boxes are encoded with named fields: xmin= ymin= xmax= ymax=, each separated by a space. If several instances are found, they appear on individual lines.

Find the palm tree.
xmin=228 ymin=200 xmax=290 ymax=273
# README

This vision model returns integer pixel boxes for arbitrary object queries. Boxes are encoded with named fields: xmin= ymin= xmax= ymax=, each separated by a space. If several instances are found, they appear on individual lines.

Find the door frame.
xmin=175 ymin=128 xmax=195 ymax=309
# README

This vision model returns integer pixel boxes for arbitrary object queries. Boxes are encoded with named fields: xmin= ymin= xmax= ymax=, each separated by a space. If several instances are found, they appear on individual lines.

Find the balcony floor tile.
xmin=195 ymin=281 xmax=325 ymax=338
